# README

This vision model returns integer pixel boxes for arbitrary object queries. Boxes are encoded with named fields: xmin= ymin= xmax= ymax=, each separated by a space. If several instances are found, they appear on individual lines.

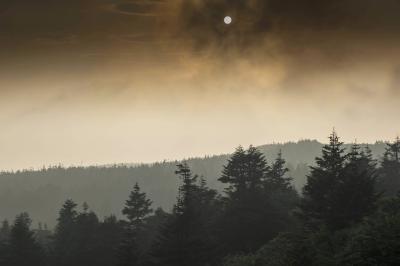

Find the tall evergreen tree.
xmin=220 ymin=146 xmax=269 ymax=199
xmin=268 ymin=150 xmax=293 ymax=191
xmin=218 ymin=146 xmax=286 ymax=254
xmin=266 ymin=151 xmax=299 ymax=232
xmin=118 ymin=183 xmax=153 ymax=266
xmin=301 ymin=132 xmax=379 ymax=230
xmin=379 ymin=137 xmax=400 ymax=196
xmin=96 ymin=216 xmax=125 ymax=266
xmin=301 ymin=130 xmax=347 ymax=229
xmin=152 ymin=163 xmax=218 ymax=266
xmin=73 ymin=203 xmax=100 ymax=266
xmin=0 ymin=220 xmax=10 ymax=242
xmin=122 ymin=183 xmax=153 ymax=228
xmin=52 ymin=199 xmax=78 ymax=266
xmin=5 ymin=213 xmax=44 ymax=266
xmin=333 ymin=144 xmax=379 ymax=227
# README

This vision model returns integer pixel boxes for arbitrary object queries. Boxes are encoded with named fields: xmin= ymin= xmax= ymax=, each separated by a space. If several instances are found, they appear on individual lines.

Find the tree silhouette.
xmin=119 ymin=183 xmax=152 ymax=266
xmin=268 ymin=150 xmax=293 ymax=191
xmin=152 ymin=163 xmax=218 ymax=266
xmin=301 ymin=132 xmax=379 ymax=230
xmin=5 ymin=213 xmax=44 ymax=266
xmin=52 ymin=199 xmax=78 ymax=266
xmin=379 ymin=137 xmax=400 ymax=196
xmin=218 ymin=146 xmax=291 ymax=254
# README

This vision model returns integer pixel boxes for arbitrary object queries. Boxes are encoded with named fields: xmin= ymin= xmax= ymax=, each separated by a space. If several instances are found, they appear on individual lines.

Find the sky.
xmin=0 ymin=0 xmax=400 ymax=170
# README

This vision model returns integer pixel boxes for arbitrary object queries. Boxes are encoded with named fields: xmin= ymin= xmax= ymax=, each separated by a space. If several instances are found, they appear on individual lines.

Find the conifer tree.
xmin=52 ymin=199 xmax=78 ymax=266
xmin=219 ymin=146 xmax=248 ymax=197
xmin=123 ymin=183 xmax=153 ymax=228
xmin=152 ymin=163 xmax=218 ymax=266
xmin=0 ymin=220 xmax=10 ymax=242
xmin=332 ymin=144 xmax=379 ymax=228
xmin=220 ymin=146 xmax=269 ymax=199
xmin=96 ymin=216 xmax=125 ymax=266
xmin=74 ymin=203 xmax=100 ymax=266
xmin=301 ymin=132 xmax=379 ymax=230
xmin=0 ymin=220 xmax=10 ymax=265
xmin=268 ymin=150 xmax=293 ymax=190
xmin=6 ymin=213 xmax=44 ymax=266
xmin=379 ymin=137 xmax=400 ymax=196
xmin=118 ymin=183 xmax=152 ymax=266
xmin=301 ymin=130 xmax=347 ymax=229
xmin=218 ymin=146 xmax=283 ymax=253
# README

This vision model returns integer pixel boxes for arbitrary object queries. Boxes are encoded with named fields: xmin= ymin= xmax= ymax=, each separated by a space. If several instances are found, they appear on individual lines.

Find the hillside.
xmin=0 ymin=140 xmax=387 ymax=227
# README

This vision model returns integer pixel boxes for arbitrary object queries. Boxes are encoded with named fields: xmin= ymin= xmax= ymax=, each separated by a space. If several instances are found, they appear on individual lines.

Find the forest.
xmin=1 ymin=131 xmax=400 ymax=266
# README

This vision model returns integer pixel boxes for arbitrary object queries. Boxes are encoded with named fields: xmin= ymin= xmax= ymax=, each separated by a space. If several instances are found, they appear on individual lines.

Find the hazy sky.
xmin=0 ymin=0 xmax=400 ymax=170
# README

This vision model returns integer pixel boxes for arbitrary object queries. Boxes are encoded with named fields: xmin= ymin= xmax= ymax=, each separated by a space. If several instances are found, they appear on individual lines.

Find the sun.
xmin=224 ymin=16 xmax=232 ymax=25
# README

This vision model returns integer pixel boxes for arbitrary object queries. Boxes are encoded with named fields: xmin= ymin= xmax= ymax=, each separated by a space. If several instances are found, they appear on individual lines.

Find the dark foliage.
xmin=301 ymin=132 xmax=379 ymax=230
xmin=1 ymin=133 xmax=400 ymax=266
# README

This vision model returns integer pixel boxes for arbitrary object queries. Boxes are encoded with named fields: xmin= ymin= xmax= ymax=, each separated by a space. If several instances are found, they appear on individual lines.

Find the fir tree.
xmin=0 ymin=220 xmax=10 ymax=242
xmin=218 ymin=146 xmax=285 ymax=254
xmin=122 ymin=183 xmax=153 ymax=228
xmin=52 ymin=199 xmax=78 ymax=266
xmin=301 ymin=133 xmax=379 ymax=230
xmin=119 ymin=183 xmax=153 ymax=266
xmin=301 ymin=130 xmax=347 ymax=229
xmin=219 ymin=146 xmax=270 ymax=200
xmin=268 ymin=150 xmax=293 ymax=190
xmin=333 ymin=144 xmax=379 ymax=228
xmin=96 ymin=216 xmax=125 ymax=266
xmin=152 ymin=163 xmax=218 ymax=266
xmin=73 ymin=203 xmax=100 ymax=266
xmin=0 ymin=220 xmax=10 ymax=265
xmin=6 ymin=213 xmax=44 ymax=266
xmin=379 ymin=137 xmax=400 ymax=196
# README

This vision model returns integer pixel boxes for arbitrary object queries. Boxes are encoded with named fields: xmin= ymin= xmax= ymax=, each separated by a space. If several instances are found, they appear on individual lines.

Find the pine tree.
xmin=118 ymin=183 xmax=152 ymax=266
xmin=266 ymin=151 xmax=299 ymax=233
xmin=332 ymin=144 xmax=379 ymax=228
xmin=122 ymin=183 xmax=153 ymax=228
xmin=301 ymin=132 xmax=379 ymax=230
xmin=379 ymin=137 xmax=400 ymax=196
xmin=0 ymin=220 xmax=10 ymax=265
xmin=219 ymin=146 xmax=270 ymax=200
xmin=6 ymin=213 xmax=44 ymax=266
xmin=268 ymin=150 xmax=293 ymax=190
xmin=218 ymin=146 xmax=283 ymax=253
xmin=96 ymin=216 xmax=124 ymax=266
xmin=0 ymin=220 xmax=10 ymax=242
xmin=52 ymin=199 xmax=78 ymax=266
xmin=301 ymin=130 xmax=347 ymax=229
xmin=73 ymin=203 xmax=100 ymax=266
xmin=152 ymin=163 xmax=218 ymax=266
xmin=219 ymin=146 xmax=248 ymax=197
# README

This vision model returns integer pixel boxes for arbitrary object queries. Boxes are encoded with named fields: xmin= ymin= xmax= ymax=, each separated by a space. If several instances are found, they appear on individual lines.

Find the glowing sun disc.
xmin=224 ymin=16 xmax=232 ymax=25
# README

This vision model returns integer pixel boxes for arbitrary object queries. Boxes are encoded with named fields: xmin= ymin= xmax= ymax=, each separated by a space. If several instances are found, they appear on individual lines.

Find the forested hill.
xmin=0 ymin=140 xmax=387 ymax=227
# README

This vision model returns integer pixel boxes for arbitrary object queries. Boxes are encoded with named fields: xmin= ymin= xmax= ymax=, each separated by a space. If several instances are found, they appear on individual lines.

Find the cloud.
xmin=1 ymin=0 xmax=400 ymax=99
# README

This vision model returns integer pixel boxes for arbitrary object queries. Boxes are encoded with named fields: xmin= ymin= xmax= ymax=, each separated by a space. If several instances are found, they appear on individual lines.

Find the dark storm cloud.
xmin=2 ymin=0 xmax=400 ymax=91
xmin=2 ymin=0 xmax=400 ymax=53
xmin=113 ymin=0 xmax=166 ymax=15
xmin=176 ymin=0 xmax=400 ymax=49
xmin=0 ymin=1 xmax=162 ymax=39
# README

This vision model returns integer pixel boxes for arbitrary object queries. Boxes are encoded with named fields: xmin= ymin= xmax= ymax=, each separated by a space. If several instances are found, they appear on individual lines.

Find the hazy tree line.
xmin=0 ymin=132 xmax=399 ymax=265
xmin=0 ymin=140 xmax=387 ymax=227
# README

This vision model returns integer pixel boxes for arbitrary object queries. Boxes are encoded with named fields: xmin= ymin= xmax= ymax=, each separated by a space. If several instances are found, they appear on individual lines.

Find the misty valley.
xmin=1 ymin=132 xmax=400 ymax=266
xmin=2 ymin=0 xmax=400 ymax=265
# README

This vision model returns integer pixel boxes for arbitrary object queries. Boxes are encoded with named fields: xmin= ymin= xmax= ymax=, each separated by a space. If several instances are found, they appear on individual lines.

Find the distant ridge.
xmin=0 ymin=140 xmax=388 ymax=227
